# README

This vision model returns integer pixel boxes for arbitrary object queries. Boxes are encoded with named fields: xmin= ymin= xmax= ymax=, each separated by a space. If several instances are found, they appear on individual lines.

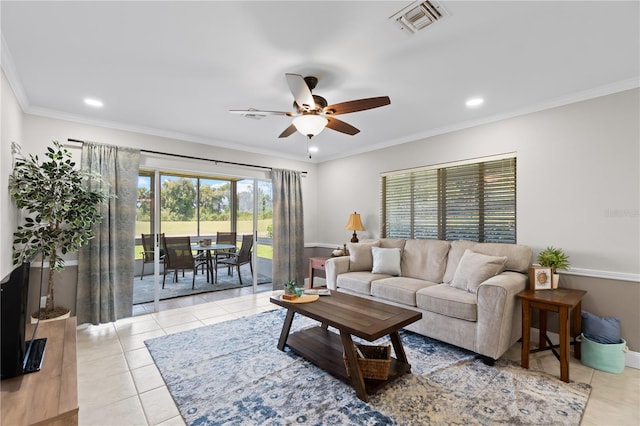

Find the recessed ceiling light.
xmin=466 ymin=98 xmax=484 ymax=108
xmin=308 ymin=146 xmax=319 ymax=153
xmin=84 ymin=98 xmax=103 ymax=107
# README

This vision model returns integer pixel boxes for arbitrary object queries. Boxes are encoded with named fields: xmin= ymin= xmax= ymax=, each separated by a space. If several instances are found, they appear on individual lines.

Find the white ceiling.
xmin=2 ymin=1 xmax=639 ymax=162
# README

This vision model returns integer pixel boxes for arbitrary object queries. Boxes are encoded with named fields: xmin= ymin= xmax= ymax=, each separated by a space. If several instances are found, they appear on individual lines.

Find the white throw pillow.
xmin=348 ymin=241 xmax=380 ymax=271
xmin=371 ymin=247 xmax=402 ymax=276
xmin=451 ymin=249 xmax=507 ymax=293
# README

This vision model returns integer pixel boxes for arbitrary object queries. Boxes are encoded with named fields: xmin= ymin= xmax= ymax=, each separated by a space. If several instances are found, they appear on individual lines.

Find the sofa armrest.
xmin=475 ymin=271 xmax=527 ymax=359
xmin=324 ymin=257 xmax=350 ymax=290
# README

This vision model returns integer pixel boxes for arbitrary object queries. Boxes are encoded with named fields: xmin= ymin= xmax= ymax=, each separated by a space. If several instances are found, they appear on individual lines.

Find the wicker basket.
xmin=343 ymin=344 xmax=391 ymax=380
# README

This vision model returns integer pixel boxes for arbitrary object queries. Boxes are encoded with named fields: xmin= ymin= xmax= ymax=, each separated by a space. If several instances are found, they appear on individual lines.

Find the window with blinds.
xmin=381 ymin=155 xmax=516 ymax=243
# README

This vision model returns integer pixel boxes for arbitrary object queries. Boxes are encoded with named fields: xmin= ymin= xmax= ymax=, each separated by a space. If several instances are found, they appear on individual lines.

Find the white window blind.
xmin=381 ymin=156 xmax=516 ymax=243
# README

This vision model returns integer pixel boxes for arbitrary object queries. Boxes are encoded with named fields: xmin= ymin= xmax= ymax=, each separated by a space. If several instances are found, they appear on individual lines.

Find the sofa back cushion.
xmin=401 ymin=239 xmax=450 ymax=282
xmin=443 ymin=240 xmax=532 ymax=283
xmin=379 ymin=238 xmax=406 ymax=251
xmin=473 ymin=243 xmax=532 ymax=273
xmin=347 ymin=240 xmax=380 ymax=271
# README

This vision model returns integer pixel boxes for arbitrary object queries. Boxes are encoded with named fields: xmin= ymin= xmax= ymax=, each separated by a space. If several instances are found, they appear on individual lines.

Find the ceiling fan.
xmin=229 ymin=73 xmax=390 ymax=140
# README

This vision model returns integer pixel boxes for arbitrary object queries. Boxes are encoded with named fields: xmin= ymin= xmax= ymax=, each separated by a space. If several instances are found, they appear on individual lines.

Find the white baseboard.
xmin=303 ymin=277 xmax=326 ymax=288
xmin=530 ymin=328 xmax=639 ymax=370
xmin=624 ymin=348 xmax=640 ymax=369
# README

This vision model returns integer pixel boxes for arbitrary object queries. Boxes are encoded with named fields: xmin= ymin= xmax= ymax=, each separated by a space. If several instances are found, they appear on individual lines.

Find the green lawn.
xmin=135 ymin=220 xmax=273 ymax=260
xmin=136 ymin=219 xmax=271 ymax=236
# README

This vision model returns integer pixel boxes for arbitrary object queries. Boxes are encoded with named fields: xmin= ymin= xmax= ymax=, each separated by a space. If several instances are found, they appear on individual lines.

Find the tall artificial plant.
xmin=9 ymin=141 xmax=108 ymax=319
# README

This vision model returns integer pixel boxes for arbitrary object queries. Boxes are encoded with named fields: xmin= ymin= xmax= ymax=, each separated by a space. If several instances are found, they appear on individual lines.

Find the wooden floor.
xmin=76 ymin=288 xmax=640 ymax=425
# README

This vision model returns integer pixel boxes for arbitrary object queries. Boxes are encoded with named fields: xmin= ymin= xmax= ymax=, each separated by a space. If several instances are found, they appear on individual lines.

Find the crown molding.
xmin=1 ymin=34 xmax=29 ymax=110
xmin=320 ymin=77 xmax=640 ymax=163
xmin=3 ymin=26 xmax=637 ymax=166
xmin=23 ymin=105 xmax=316 ymax=164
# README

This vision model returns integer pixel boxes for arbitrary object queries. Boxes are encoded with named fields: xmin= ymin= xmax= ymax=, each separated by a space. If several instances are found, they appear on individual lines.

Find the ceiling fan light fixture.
xmin=293 ymin=114 xmax=328 ymax=138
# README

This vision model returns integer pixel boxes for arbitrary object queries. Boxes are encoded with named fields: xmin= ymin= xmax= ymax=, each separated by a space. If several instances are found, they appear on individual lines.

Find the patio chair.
xmin=141 ymin=233 xmax=165 ymax=279
xmin=217 ymin=234 xmax=253 ymax=285
xmin=214 ymin=231 xmax=237 ymax=273
xmin=162 ymin=236 xmax=207 ymax=289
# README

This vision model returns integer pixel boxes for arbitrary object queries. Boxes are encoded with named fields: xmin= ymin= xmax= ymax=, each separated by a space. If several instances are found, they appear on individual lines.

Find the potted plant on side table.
xmin=9 ymin=141 xmax=109 ymax=322
xmin=537 ymin=246 xmax=570 ymax=289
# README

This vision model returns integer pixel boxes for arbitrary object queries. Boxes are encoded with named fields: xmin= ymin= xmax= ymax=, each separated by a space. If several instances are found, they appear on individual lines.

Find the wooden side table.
xmin=517 ymin=288 xmax=587 ymax=383
xmin=308 ymin=256 xmax=330 ymax=288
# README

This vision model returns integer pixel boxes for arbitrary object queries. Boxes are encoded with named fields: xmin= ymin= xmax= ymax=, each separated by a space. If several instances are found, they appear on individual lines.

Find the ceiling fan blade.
xmin=278 ymin=124 xmax=298 ymax=138
xmin=324 ymin=96 xmax=391 ymax=115
xmin=285 ymin=73 xmax=315 ymax=111
xmin=326 ymin=117 xmax=360 ymax=136
xmin=229 ymin=109 xmax=293 ymax=116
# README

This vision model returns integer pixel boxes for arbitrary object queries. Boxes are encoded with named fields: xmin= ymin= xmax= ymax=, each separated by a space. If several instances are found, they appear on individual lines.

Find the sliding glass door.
xmin=134 ymin=170 xmax=273 ymax=312
xmin=236 ymin=179 xmax=273 ymax=290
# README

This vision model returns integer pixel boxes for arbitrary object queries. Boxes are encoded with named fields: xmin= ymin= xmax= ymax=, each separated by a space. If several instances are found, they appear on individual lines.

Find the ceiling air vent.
xmin=390 ymin=1 xmax=450 ymax=34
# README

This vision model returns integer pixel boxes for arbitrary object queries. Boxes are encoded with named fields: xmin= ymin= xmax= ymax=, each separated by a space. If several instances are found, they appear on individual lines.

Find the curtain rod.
xmin=66 ymin=138 xmax=307 ymax=175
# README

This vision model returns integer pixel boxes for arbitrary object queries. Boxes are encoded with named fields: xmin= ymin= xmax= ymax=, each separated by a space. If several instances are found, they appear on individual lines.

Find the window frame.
xmin=381 ymin=153 xmax=517 ymax=243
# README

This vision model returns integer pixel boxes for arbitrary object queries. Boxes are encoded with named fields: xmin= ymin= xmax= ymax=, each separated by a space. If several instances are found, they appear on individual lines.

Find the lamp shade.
xmin=293 ymin=114 xmax=328 ymax=137
xmin=345 ymin=212 xmax=365 ymax=231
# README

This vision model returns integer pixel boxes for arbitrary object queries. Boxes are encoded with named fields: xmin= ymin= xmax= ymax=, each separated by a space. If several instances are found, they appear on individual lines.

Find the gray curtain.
xmin=76 ymin=142 xmax=140 ymax=324
xmin=271 ymin=168 xmax=305 ymax=289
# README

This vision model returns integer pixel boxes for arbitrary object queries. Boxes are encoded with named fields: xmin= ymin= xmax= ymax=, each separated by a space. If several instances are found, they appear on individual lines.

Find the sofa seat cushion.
xmin=371 ymin=277 xmax=438 ymax=306
xmin=416 ymin=284 xmax=478 ymax=322
xmin=336 ymin=271 xmax=390 ymax=295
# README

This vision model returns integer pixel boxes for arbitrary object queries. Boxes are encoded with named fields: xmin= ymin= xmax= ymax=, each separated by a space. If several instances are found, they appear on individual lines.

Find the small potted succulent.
xmin=537 ymin=246 xmax=570 ymax=288
xmin=283 ymin=280 xmax=303 ymax=300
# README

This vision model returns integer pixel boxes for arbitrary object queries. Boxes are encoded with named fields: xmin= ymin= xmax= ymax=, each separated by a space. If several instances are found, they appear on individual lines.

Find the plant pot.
xmin=552 ymin=273 xmax=560 ymax=289
xmin=30 ymin=307 xmax=71 ymax=324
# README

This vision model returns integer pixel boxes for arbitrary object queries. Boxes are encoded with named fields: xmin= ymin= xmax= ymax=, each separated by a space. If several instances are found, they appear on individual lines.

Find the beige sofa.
xmin=325 ymin=239 xmax=532 ymax=362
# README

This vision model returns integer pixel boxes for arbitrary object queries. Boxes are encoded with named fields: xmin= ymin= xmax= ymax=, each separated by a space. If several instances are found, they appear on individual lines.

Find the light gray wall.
xmin=316 ymin=89 xmax=639 ymax=274
xmin=316 ymin=88 xmax=640 ymax=351
xmin=3 ymin=70 xmax=638 ymax=352
xmin=21 ymin=113 xmax=320 ymax=244
xmin=1 ymin=70 xmax=23 ymax=279
xmin=7 ymin=111 xmax=318 ymax=317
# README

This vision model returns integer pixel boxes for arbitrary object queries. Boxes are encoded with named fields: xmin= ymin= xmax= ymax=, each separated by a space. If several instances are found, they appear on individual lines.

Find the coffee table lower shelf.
xmin=286 ymin=326 xmax=411 ymax=396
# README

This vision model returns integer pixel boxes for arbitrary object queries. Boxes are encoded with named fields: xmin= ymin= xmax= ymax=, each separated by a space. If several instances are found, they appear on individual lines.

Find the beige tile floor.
xmin=77 ymin=288 xmax=640 ymax=425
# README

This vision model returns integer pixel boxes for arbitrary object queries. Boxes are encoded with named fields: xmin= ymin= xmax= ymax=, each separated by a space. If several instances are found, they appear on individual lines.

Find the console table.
xmin=1 ymin=317 xmax=79 ymax=425
xmin=518 ymin=288 xmax=586 ymax=383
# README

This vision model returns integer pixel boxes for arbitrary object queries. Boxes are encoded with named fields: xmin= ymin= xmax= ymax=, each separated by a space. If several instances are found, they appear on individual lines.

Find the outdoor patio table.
xmin=192 ymin=243 xmax=236 ymax=284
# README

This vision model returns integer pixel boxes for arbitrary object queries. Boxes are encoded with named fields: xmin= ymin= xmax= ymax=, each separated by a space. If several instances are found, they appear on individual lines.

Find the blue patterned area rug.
xmin=145 ymin=309 xmax=591 ymax=425
xmin=133 ymin=267 xmax=271 ymax=304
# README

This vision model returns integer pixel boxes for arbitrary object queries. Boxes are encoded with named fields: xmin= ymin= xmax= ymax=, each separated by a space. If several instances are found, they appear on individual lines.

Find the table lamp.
xmin=345 ymin=212 xmax=365 ymax=243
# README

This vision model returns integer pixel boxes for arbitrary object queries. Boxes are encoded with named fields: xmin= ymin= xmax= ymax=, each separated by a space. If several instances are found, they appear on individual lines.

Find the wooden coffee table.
xmin=270 ymin=291 xmax=422 ymax=402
